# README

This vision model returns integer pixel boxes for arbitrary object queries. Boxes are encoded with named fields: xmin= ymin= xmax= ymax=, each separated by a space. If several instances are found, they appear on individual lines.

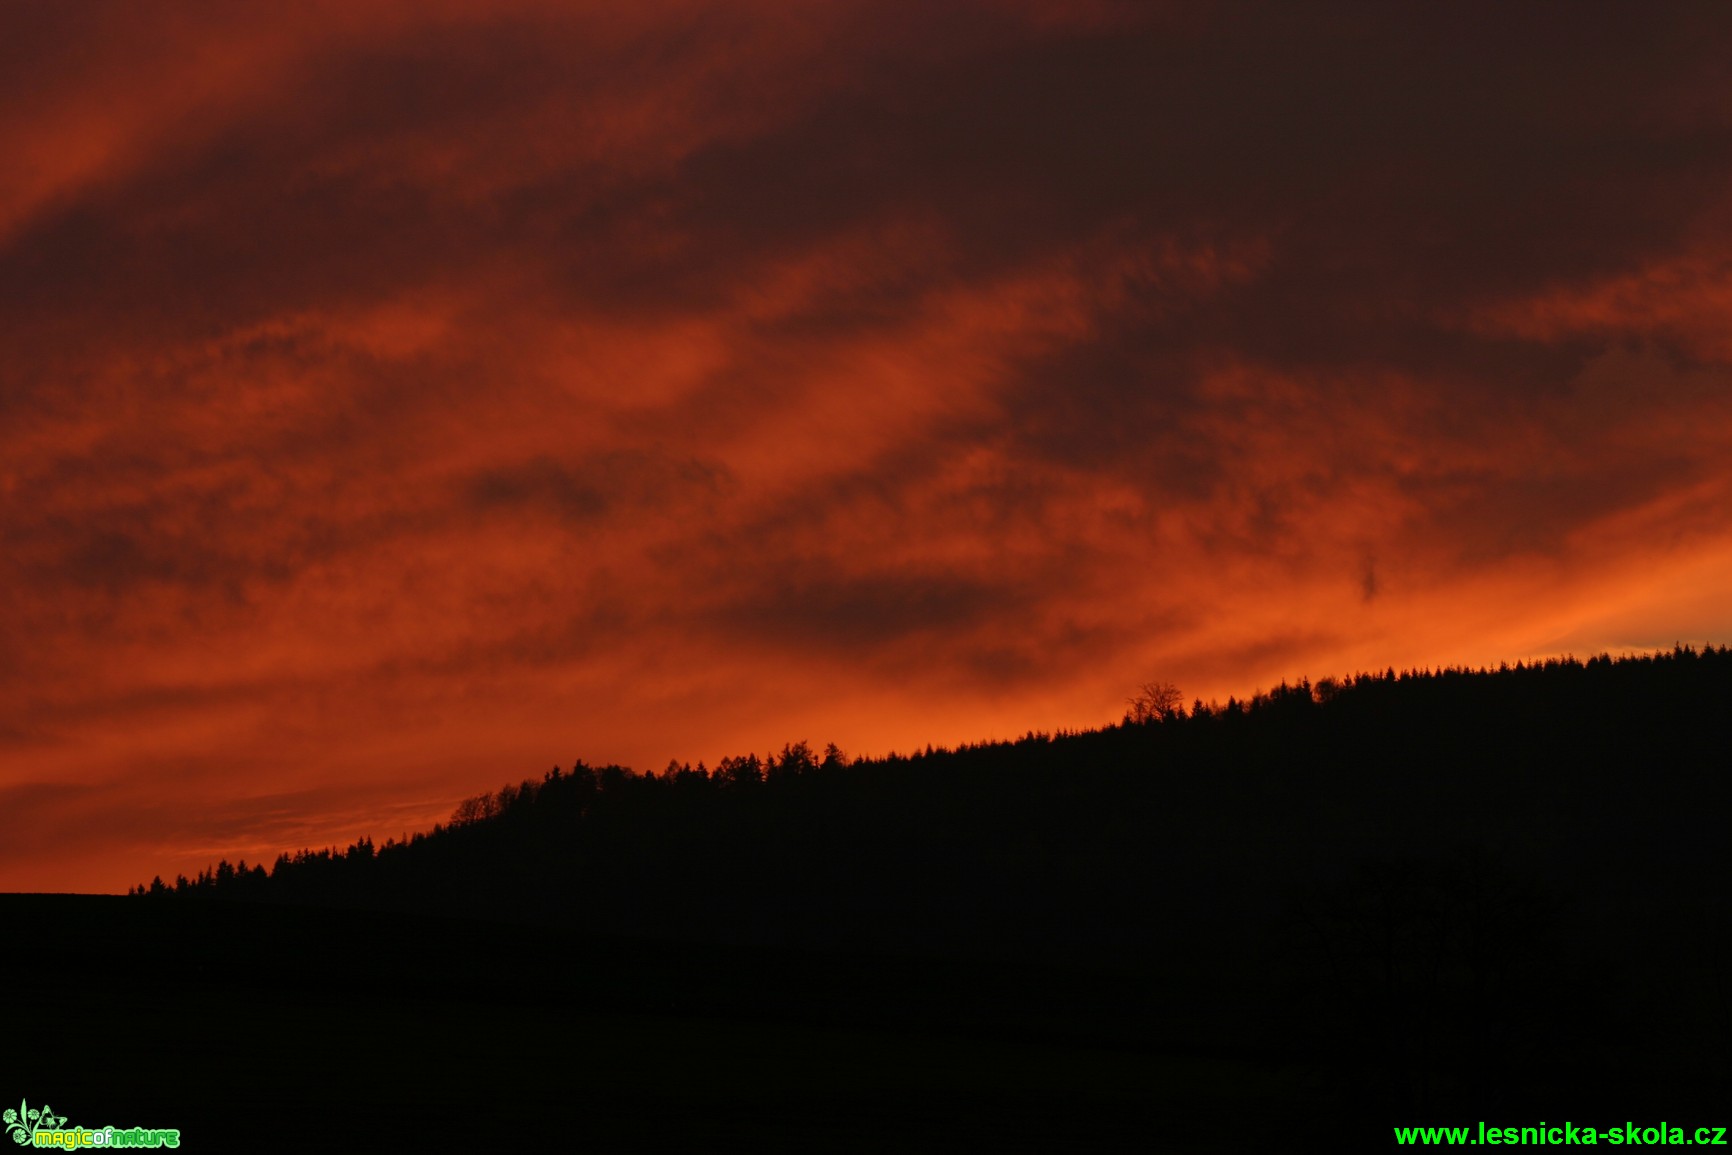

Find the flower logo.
xmin=6 ymin=1100 xmax=66 ymax=1145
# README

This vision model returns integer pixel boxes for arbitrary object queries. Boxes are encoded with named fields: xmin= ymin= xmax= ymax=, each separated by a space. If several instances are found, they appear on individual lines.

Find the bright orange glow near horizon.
xmin=5 ymin=2 xmax=1732 ymax=892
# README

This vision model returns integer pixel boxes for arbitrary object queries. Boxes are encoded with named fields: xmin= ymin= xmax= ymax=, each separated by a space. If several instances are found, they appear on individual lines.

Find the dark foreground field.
xmin=7 ymin=894 xmax=1323 ymax=1151
xmin=8 ymin=884 xmax=1727 ymax=1151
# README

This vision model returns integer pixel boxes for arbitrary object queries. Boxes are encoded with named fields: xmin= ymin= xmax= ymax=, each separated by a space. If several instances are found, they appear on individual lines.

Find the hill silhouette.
xmin=37 ymin=645 xmax=1731 ymax=1145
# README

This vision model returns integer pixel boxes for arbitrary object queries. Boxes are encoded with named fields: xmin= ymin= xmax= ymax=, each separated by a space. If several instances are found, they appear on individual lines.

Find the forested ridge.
xmin=114 ymin=643 xmax=1732 ymax=1117
xmin=138 ymin=645 xmax=1732 ymax=942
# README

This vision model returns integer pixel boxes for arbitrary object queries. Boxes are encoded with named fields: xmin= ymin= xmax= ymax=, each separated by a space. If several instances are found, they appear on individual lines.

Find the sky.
xmin=5 ymin=1 xmax=1732 ymax=892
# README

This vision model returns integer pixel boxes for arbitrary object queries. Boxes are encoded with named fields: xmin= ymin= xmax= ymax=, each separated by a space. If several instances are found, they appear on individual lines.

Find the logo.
xmin=3 ymin=1103 xmax=63 ymax=1147
xmin=4 ymin=1099 xmax=179 ymax=1149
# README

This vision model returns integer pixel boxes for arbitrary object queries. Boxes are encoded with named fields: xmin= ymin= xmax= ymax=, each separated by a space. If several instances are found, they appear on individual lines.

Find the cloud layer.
xmin=6 ymin=1 xmax=1732 ymax=890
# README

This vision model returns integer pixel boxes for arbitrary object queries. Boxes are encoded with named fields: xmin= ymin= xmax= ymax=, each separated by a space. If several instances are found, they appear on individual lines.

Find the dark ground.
xmin=5 ymin=894 xmax=1325 ymax=1152
xmin=6 ymin=887 xmax=1726 ymax=1152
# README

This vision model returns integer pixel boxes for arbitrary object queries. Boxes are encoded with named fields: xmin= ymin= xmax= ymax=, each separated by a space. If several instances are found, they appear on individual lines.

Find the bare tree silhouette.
xmin=1125 ymin=680 xmax=1184 ymax=723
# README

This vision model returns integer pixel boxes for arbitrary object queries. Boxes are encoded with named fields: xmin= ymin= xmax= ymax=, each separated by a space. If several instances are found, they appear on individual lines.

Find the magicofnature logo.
xmin=4 ymin=1098 xmax=179 ymax=1149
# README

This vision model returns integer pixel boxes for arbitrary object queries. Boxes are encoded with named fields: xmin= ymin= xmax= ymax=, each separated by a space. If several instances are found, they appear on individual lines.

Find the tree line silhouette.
xmin=136 ymin=644 xmax=1732 ymax=918
xmin=122 ymin=643 xmax=1732 ymax=1115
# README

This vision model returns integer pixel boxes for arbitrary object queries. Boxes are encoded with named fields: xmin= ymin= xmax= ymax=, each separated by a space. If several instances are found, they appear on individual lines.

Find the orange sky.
xmin=5 ymin=1 xmax=1732 ymax=892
